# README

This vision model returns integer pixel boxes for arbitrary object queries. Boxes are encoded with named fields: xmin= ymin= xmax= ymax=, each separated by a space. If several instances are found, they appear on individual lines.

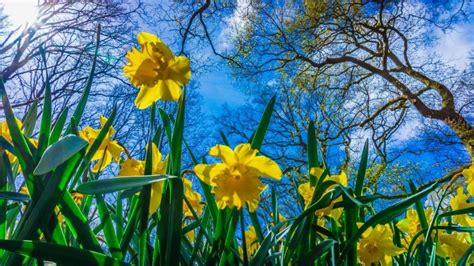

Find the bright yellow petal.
xmin=234 ymin=143 xmax=257 ymax=164
xmin=213 ymin=172 xmax=265 ymax=211
xmin=336 ymin=172 xmax=348 ymax=187
xmin=209 ymin=144 xmax=237 ymax=165
xmin=168 ymin=56 xmax=191 ymax=85
xmin=297 ymin=182 xmax=314 ymax=206
xmin=468 ymin=182 xmax=474 ymax=196
xmin=92 ymin=150 xmax=112 ymax=173
xmin=108 ymin=141 xmax=123 ymax=161
xmin=119 ymin=159 xmax=144 ymax=176
xmin=158 ymin=79 xmax=181 ymax=101
xmin=246 ymin=155 xmax=282 ymax=180
xmin=194 ymin=163 xmax=226 ymax=186
xmin=123 ymin=47 xmax=159 ymax=87
xmin=151 ymin=142 xmax=163 ymax=164
xmin=134 ymin=85 xmax=161 ymax=109
xmin=396 ymin=219 xmax=411 ymax=234
xmin=310 ymin=167 xmax=324 ymax=179
xmin=149 ymin=182 xmax=164 ymax=214
xmin=137 ymin=32 xmax=160 ymax=46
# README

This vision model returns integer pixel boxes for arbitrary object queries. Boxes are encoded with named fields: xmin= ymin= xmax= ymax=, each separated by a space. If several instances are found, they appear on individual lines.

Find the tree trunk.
xmin=444 ymin=111 xmax=474 ymax=159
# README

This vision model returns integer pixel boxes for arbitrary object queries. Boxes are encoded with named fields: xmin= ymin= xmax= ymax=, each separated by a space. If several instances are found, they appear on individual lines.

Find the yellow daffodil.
xmin=0 ymin=119 xmax=37 ymax=165
xmin=185 ymin=229 xmax=195 ymax=243
xmin=194 ymin=143 xmax=282 ymax=212
xmin=310 ymin=167 xmax=324 ymax=179
xmin=309 ymin=167 xmax=348 ymax=187
xmin=463 ymin=165 xmax=474 ymax=195
xmin=396 ymin=208 xmax=433 ymax=248
xmin=0 ymin=119 xmax=22 ymax=143
xmin=71 ymin=192 xmax=85 ymax=205
xmin=243 ymin=226 xmax=259 ymax=257
xmin=118 ymin=143 xmax=167 ymax=214
xmin=437 ymin=230 xmax=474 ymax=265
xmin=298 ymin=170 xmax=347 ymax=224
xmin=450 ymin=187 xmax=474 ymax=226
xmin=123 ymin=32 xmax=191 ymax=108
xmin=357 ymin=224 xmax=404 ymax=265
xmin=183 ymin=177 xmax=203 ymax=218
xmin=79 ymin=116 xmax=123 ymax=173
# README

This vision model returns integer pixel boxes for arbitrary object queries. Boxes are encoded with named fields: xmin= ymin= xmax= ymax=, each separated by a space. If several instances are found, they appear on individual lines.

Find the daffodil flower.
xmin=463 ymin=165 xmax=474 ymax=195
xmin=449 ymin=187 xmax=474 ymax=226
xmin=183 ymin=177 xmax=203 ymax=219
xmin=79 ymin=116 xmax=123 ymax=173
xmin=194 ymin=143 xmax=282 ymax=212
xmin=0 ymin=119 xmax=38 ymax=165
xmin=396 ymin=207 xmax=433 ymax=248
xmin=298 ymin=168 xmax=347 ymax=224
xmin=357 ymin=224 xmax=404 ymax=265
xmin=123 ymin=32 xmax=191 ymax=108
xmin=118 ymin=143 xmax=167 ymax=214
xmin=437 ymin=229 xmax=474 ymax=265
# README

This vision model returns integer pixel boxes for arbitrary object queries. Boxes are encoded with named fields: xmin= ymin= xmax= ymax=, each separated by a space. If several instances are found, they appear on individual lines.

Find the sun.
xmin=1 ymin=0 xmax=39 ymax=28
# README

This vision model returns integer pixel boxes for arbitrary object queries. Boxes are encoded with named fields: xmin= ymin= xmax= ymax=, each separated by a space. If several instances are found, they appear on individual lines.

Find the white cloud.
xmin=433 ymin=23 xmax=474 ymax=70
xmin=393 ymin=117 xmax=422 ymax=142
xmin=217 ymin=0 xmax=256 ymax=51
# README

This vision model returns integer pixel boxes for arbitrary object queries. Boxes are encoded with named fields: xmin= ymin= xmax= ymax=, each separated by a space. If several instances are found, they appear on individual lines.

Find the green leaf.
xmin=354 ymin=139 xmax=368 ymax=197
xmin=0 ymin=192 xmax=30 ymax=202
xmin=250 ymin=95 xmax=276 ymax=150
xmin=22 ymin=99 xmax=38 ymax=138
xmin=0 ymin=79 xmax=35 ymax=175
xmin=250 ymin=221 xmax=289 ymax=266
xmin=76 ymin=175 xmax=175 ymax=195
xmin=33 ymin=135 xmax=87 ymax=175
xmin=248 ymin=208 xmax=264 ymax=243
xmin=157 ymin=90 xmax=186 ymax=265
xmin=49 ymin=108 xmax=68 ymax=144
xmin=69 ymin=25 xmax=101 ymax=129
xmin=303 ymin=239 xmax=337 ymax=264
xmin=96 ymin=195 xmax=123 ymax=260
xmin=58 ymin=192 xmax=102 ymax=252
xmin=0 ymin=136 xmax=17 ymax=156
xmin=0 ymin=240 xmax=126 ymax=265
xmin=437 ymin=206 xmax=474 ymax=220
xmin=36 ymin=45 xmax=52 ymax=160
xmin=307 ymin=121 xmax=318 ymax=186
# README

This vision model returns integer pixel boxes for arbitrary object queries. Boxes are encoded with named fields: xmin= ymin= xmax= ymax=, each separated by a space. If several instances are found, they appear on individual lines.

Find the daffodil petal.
xmin=149 ymin=182 xmax=164 ymax=214
xmin=194 ymin=163 xmax=226 ymax=186
xmin=135 ymin=85 xmax=161 ymax=109
xmin=118 ymin=159 xmax=144 ymax=176
xmin=209 ymin=145 xmax=237 ymax=165
xmin=137 ymin=32 xmax=161 ymax=46
xmin=169 ymin=56 xmax=191 ymax=85
xmin=247 ymin=155 xmax=282 ymax=180
xmin=92 ymin=150 xmax=112 ymax=173
xmin=158 ymin=79 xmax=181 ymax=101
xmin=234 ymin=143 xmax=257 ymax=163
xmin=123 ymin=47 xmax=158 ymax=87
xmin=310 ymin=167 xmax=324 ymax=179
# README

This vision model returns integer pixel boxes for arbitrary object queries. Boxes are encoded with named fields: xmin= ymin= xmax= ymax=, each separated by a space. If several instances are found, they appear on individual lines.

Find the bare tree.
xmin=0 ymin=1 xmax=142 ymax=117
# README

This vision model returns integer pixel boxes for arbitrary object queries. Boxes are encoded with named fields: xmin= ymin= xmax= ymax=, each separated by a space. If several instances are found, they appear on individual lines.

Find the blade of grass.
xmin=157 ymin=91 xmax=186 ymax=265
xmin=68 ymin=25 xmax=101 ymax=131
xmin=0 ymin=240 xmax=126 ymax=266
xmin=76 ymin=175 xmax=175 ymax=195
xmin=250 ymin=95 xmax=275 ymax=150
